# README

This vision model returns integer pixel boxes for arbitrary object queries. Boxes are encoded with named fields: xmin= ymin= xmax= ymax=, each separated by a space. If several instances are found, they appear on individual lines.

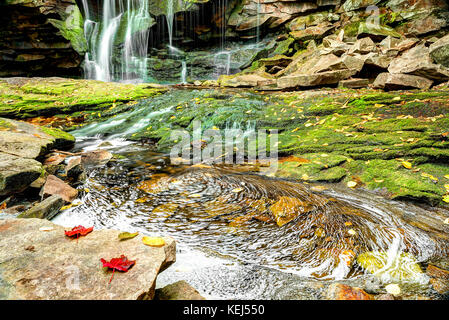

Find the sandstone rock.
xmin=18 ymin=195 xmax=64 ymax=220
xmin=40 ymin=175 xmax=78 ymax=203
xmin=426 ymin=264 xmax=449 ymax=280
xmin=388 ymin=44 xmax=449 ymax=81
xmin=290 ymin=23 xmax=334 ymax=41
xmin=339 ymin=78 xmax=370 ymax=88
xmin=80 ymin=150 xmax=113 ymax=166
xmin=325 ymin=283 xmax=374 ymax=300
xmin=277 ymin=69 xmax=358 ymax=89
xmin=0 ymin=118 xmax=75 ymax=159
xmin=0 ymin=153 xmax=43 ymax=196
xmin=65 ymin=157 xmax=84 ymax=179
xmin=363 ymin=52 xmax=395 ymax=69
xmin=219 ymin=74 xmax=274 ymax=88
xmin=430 ymin=34 xmax=449 ymax=68
xmin=357 ymin=22 xmax=401 ymax=40
xmin=0 ymin=218 xmax=176 ymax=300
xmin=349 ymin=37 xmax=376 ymax=54
xmin=155 ymin=281 xmax=206 ymax=300
xmin=373 ymin=73 xmax=433 ymax=90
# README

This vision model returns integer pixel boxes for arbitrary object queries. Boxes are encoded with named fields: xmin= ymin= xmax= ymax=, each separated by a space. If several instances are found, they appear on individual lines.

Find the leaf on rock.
xmin=65 ymin=225 xmax=94 ymax=238
xmin=142 ymin=236 xmax=165 ymax=247
xmin=118 ymin=232 xmax=139 ymax=240
xmin=401 ymin=161 xmax=412 ymax=169
xmin=100 ymin=255 xmax=136 ymax=284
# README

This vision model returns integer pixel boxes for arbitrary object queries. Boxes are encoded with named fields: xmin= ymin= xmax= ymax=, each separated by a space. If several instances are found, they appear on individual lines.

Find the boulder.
xmin=155 ymin=281 xmax=206 ymax=300
xmin=290 ymin=23 xmax=335 ymax=41
xmin=325 ymin=283 xmax=374 ymax=300
xmin=0 ymin=218 xmax=176 ymax=300
xmin=0 ymin=118 xmax=75 ymax=159
xmin=430 ymin=34 xmax=449 ymax=68
xmin=339 ymin=78 xmax=370 ymax=88
xmin=80 ymin=150 xmax=113 ymax=166
xmin=0 ymin=153 xmax=43 ymax=196
xmin=18 ymin=195 xmax=64 ymax=220
xmin=40 ymin=175 xmax=78 ymax=203
xmin=342 ymin=0 xmax=381 ymax=11
xmin=349 ymin=37 xmax=376 ymax=54
xmin=277 ymin=69 xmax=358 ymax=89
xmin=388 ymin=44 xmax=449 ymax=81
xmin=373 ymin=73 xmax=433 ymax=90
xmin=357 ymin=22 xmax=401 ymax=40
xmin=219 ymin=73 xmax=274 ymax=88
xmin=65 ymin=157 xmax=84 ymax=179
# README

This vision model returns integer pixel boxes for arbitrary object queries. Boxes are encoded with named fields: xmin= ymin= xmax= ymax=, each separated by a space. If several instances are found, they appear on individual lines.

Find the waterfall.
xmin=81 ymin=0 xmax=152 ymax=82
xmin=167 ymin=0 xmax=175 ymax=50
xmin=181 ymin=61 xmax=187 ymax=84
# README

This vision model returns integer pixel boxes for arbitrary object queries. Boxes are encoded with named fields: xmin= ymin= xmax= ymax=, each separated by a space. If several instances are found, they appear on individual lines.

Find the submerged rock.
xmin=325 ymin=283 xmax=374 ymax=300
xmin=155 ymin=281 xmax=205 ymax=300
xmin=356 ymin=251 xmax=428 ymax=285
xmin=0 ymin=218 xmax=176 ymax=300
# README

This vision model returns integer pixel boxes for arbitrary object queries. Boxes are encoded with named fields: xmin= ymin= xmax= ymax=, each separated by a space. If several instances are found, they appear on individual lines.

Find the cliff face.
xmin=0 ymin=0 xmax=448 ymax=79
xmin=0 ymin=0 xmax=85 ymax=78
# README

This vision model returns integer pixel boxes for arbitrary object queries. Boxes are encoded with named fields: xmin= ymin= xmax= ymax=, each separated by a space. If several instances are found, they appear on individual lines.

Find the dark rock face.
xmin=0 ymin=0 xmax=83 ymax=78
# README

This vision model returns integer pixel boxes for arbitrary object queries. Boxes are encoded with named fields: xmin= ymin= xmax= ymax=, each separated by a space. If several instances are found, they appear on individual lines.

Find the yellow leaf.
xmin=347 ymin=181 xmax=357 ymax=188
xmin=444 ymin=174 xmax=449 ymax=179
xmin=443 ymin=195 xmax=449 ymax=203
xmin=344 ymin=221 xmax=353 ymax=226
xmin=348 ymin=229 xmax=357 ymax=236
xmin=385 ymin=284 xmax=401 ymax=295
xmin=401 ymin=161 xmax=412 ymax=169
xmin=142 ymin=236 xmax=165 ymax=247
xmin=444 ymin=218 xmax=449 ymax=225
xmin=232 ymin=187 xmax=243 ymax=193
xmin=189 ymin=193 xmax=202 ymax=198
xmin=118 ymin=232 xmax=139 ymax=240
xmin=444 ymin=184 xmax=449 ymax=192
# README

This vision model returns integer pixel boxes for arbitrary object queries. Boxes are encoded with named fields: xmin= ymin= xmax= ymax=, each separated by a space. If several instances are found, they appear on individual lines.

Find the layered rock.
xmin=0 ymin=0 xmax=85 ymax=77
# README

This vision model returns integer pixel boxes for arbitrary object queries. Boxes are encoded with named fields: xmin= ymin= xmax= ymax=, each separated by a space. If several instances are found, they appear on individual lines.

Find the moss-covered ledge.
xmin=0 ymin=77 xmax=168 ymax=120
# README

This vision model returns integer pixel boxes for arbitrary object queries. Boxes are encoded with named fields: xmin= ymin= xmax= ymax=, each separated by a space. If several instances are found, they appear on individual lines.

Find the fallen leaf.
xmin=100 ymin=255 xmax=136 ymax=284
xmin=232 ymin=187 xmax=243 ymax=193
xmin=348 ymin=229 xmax=357 ymax=236
xmin=385 ymin=283 xmax=401 ymax=295
xmin=65 ymin=225 xmax=94 ymax=238
xmin=118 ymin=232 xmax=139 ymax=240
xmin=401 ymin=161 xmax=412 ymax=169
xmin=347 ymin=181 xmax=357 ymax=188
xmin=443 ymin=195 xmax=449 ymax=203
xmin=142 ymin=236 xmax=165 ymax=247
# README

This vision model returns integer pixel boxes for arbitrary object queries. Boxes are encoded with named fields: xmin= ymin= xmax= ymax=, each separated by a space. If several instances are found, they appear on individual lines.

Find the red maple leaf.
xmin=100 ymin=255 xmax=136 ymax=284
xmin=64 ymin=225 xmax=94 ymax=238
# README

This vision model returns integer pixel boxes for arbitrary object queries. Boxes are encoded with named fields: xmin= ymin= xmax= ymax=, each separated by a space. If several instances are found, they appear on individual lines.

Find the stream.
xmin=51 ymin=89 xmax=449 ymax=300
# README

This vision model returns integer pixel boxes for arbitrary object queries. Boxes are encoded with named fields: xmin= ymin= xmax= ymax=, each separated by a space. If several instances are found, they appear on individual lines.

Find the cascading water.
xmin=81 ymin=0 xmax=152 ymax=82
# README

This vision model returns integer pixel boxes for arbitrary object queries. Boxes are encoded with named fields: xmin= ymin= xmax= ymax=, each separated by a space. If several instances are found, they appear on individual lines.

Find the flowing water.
xmin=82 ymin=0 xmax=152 ymax=82
xmin=53 ymin=89 xmax=449 ymax=299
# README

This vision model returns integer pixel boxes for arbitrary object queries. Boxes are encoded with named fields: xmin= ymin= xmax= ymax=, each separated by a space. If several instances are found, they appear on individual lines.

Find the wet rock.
xmin=356 ymin=251 xmax=428 ymax=285
xmin=219 ymin=73 xmax=274 ymax=88
xmin=388 ymin=44 xmax=449 ymax=81
xmin=80 ymin=150 xmax=113 ymax=166
xmin=373 ymin=73 xmax=433 ymax=90
xmin=269 ymin=196 xmax=313 ymax=227
xmin=0 ymin=218 xmax=176 ymax=299
xmin=40 ymin=175 xmax=78 ymax=203
xmin=376 ymin=293 xmax=396 ymax=300
xmin=65 ymin=157 xmax=84 ymax=179
xmin=430 ymin=34 xmax=449 ymax=68
xmin=155 ymin=280 xmax=205 ymax=300
xmin=18 ymin=195 xmax=64 ymax=220
xmin=426 ymin=264 xmax=449 ymax=294
xmin=0 ymin=153 xmax=43 ymax=196
xmin=325 ymin=283 xmax=374 ymax=300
